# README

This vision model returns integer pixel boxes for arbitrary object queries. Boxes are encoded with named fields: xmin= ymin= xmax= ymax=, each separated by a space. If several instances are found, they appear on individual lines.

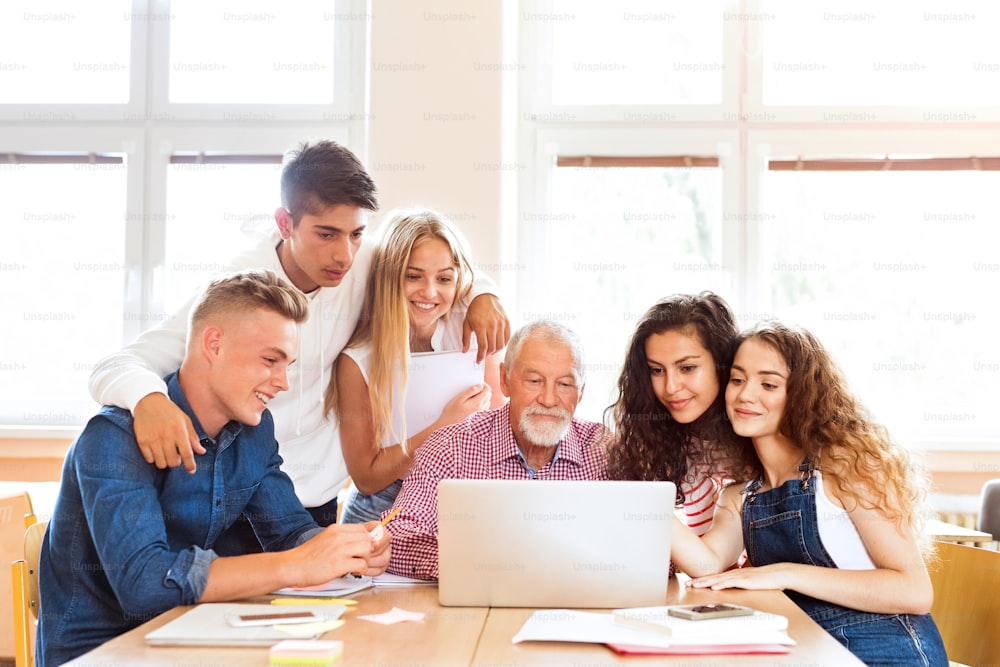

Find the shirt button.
xmin=215 ymin=500 xmax=221 ymax=508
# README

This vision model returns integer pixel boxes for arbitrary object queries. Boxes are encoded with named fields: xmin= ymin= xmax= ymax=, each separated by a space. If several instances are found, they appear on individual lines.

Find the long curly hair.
xmin=605 ymin=293 xmax=755 ymax=499
xmin=740 ymin=322 xmax=930 ymax=532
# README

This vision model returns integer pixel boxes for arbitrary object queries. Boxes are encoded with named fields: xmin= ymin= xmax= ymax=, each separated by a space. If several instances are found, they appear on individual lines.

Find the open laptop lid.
xmin=437 ymin=479 xmax=675 ymax=608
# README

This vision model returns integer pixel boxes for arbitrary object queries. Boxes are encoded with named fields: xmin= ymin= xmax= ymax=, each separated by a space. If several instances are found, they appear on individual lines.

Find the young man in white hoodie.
xmin=89 ymin=140 xmax=509 ymax=530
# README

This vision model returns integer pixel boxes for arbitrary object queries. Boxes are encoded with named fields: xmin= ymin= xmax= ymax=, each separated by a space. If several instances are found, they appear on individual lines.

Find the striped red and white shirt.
xmin=384 ymin=404 xmax=609 ymax=580
xmin=679 ymin=461 xmax=725 ymax=537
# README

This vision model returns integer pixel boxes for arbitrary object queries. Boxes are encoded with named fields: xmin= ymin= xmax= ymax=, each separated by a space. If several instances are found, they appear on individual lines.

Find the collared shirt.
xmin=385 ymin=403 xmax=608 ymax=580
xmin=37 ymin=371 xmax=321 ymax=667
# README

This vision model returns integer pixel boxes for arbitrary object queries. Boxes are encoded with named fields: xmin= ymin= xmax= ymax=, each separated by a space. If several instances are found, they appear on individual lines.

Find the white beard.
xmin=518 ymin=406 xmax=571 ymax=448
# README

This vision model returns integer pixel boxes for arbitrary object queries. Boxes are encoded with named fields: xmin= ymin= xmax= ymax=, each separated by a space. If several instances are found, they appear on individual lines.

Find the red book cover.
xmin=606 ymin=642 xmax=791 ymax=656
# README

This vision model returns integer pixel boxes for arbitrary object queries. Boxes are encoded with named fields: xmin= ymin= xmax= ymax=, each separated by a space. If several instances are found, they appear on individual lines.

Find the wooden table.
xmin=65 ymin=579 xmax=864 ymax=666
xmin=926 ymin=518 xmax=994 ymax=545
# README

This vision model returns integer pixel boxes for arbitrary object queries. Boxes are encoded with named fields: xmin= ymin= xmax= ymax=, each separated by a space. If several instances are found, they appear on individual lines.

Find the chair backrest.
xmin=12 ymin=517 xmax=45 ymax=667
xmin=928 ymin=540 xmax=1000 ymax=665
xmin=977 ymin=478 xmax=1000 ymax=539
xmin=0 ymin=492 xmax=34 ymax=659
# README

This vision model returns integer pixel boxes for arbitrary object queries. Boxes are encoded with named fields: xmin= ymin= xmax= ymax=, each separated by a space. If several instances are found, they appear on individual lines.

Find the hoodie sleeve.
xmin=88 ymin=299 xmax=192 ymax=412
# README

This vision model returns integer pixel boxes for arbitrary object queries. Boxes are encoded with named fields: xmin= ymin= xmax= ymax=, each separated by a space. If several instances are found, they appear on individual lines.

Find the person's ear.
xmin=275 ymin=207 xmax=294 ymax=239
xmin=202 ymin=325 xmax=224 ymax=363
xmin=499 ymin=364 xmax=511 ymax=398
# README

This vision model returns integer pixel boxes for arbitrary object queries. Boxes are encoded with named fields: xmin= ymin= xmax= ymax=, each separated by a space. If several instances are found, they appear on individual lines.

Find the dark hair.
xmin=280 ymin=140 xmax=378 ymax=223
xmin=604 ymin=292 xmax=753 ymax=497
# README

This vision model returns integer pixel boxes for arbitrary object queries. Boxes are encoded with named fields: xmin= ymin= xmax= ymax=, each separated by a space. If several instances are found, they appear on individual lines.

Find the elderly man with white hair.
xmin=384 ymin=320 xmax=609 ymax=580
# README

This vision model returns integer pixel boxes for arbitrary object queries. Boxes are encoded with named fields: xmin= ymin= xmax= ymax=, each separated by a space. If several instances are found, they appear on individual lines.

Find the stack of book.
xmin=512 ymin=605 xmax=795 ymax=656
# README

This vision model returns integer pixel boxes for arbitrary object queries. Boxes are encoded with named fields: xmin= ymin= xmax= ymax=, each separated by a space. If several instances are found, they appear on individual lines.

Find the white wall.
xmin=368 ymin=0 xmax=507 ymax=289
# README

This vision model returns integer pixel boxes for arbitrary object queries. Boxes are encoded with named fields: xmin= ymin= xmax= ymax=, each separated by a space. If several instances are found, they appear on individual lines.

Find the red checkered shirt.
xmin=384 ymin=403 xmax=609 ymax=580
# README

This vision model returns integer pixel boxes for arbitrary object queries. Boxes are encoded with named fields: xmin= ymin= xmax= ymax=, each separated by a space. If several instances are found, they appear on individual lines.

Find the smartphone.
xmin=227 ymin=610 xmax=323 ymax=627
xmin=667 ymin=603 xmax=755 ymax=620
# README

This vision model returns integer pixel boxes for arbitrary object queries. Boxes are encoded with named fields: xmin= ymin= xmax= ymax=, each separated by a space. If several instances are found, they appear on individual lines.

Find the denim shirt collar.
xmin=165 ymin=371 xmax=243 ymax=451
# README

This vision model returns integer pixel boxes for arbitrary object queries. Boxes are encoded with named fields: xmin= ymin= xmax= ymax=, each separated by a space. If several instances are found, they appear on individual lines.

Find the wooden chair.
xmin=12 ymin=515 xmax=45 ymax=667
xmin=1 ymin=492 xmax=34 ymax=661
xmin=928 ymin=540 xmax=1000 ymax=666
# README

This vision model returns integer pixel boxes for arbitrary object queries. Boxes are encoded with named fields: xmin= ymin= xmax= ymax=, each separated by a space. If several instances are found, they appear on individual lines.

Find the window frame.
xmin=515 ymin=0 xmax=1000 ymax=450
xmin=0 ymin=0 xmax=367 ymax=431
xmin=519 ymin=0 xmax=742 ymax=123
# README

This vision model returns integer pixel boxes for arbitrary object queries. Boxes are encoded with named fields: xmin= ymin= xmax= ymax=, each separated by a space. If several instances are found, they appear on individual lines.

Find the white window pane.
xmin=0 ymin=162 xmax=127 ymax=425
xmin=0 ymin=1 xmax=131 ymax=103
xmin=762 ymin=0 xmax=1000 ymax=106
xmin=164 ymin=162 xmax=282 ymax=313
xmin=538 ymin=166 xmax=725 ymax=419
xmin=169 ymin=0 xmax=336 ymax=104
xmin=548 ymin=0 xmax=723 ymax=105
xmin=763 ymin=169 xmax=1000 ymax=440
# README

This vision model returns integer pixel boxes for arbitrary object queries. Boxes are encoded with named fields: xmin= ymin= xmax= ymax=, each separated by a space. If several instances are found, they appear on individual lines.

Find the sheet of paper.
xmin=273 ymin=575 xmax=373 ymax=597
xmin=357 ymin=607 xmax=426 ymax=625
xmin=512 ymin=609 xmax=795 ymax=648
xmin=513 ymin=610 xmax=675 ymax=648
xmin=397 ymin=349 xmax=485 ymax=436
xmin=613 ymin=605 xmax=788 ymax=639
xmin=373 ymin=572 xmax=437 ymax=586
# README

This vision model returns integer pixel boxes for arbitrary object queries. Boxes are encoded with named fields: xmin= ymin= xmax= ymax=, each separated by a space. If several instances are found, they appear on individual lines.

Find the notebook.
xmin=437 ymin=479 xmax=675 ymax=608
xmin=144 ymin=603 xmax=345 ymax=646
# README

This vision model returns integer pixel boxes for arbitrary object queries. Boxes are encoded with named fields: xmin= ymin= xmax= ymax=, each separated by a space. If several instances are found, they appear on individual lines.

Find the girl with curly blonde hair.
xmin=672 ymin=321 xmax=947 ymax=666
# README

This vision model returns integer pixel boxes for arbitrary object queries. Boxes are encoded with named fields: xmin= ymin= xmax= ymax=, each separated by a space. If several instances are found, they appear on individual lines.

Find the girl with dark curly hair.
xmin=605 ymin=292 xmax=754 ymax=536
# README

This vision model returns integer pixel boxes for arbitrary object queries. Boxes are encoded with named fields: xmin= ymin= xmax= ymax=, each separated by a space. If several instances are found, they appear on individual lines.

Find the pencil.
xmin=379 ymin=507 xmax=401 ymax=527
xmin=271 ymin=597 xmax=357 ymax=606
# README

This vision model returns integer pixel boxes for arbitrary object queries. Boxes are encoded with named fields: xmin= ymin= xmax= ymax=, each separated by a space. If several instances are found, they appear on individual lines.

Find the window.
xmin=761 ymin=1 xmax=1000 ymax=107
xmin=547 ymin=0 xmax=724 ymax=106
xmin=0 ymin=1 xmax=132 ymax=104
xmin=0 ymin=156 xmax=127 ymax=424
xmin=168 ymin=1 xmax=338 ymax=104
xmin=519 ymin=0 xmax=1000 ymax=447
xmin=164 ymin=156 xmax=282 ymax=313
xmin=544 ymin=159 xmax=724 ymax=417
xmin=762 ymin=159 xmax=1000 ymax=440
xmin=0 ymin=0 xmax=365 ymax=429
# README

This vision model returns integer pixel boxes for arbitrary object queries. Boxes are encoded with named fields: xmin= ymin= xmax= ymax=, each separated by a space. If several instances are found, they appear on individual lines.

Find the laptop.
xmin=437 ymin=479 xmax=675 ymax=608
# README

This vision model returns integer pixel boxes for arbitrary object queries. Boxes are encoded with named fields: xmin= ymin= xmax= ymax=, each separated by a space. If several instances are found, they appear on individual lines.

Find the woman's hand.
xmin=438 ymin=383 xmax=492 ymax=425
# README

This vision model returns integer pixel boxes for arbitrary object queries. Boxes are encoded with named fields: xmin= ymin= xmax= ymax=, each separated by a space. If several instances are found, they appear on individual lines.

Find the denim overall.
xmin=741 ymin=462 xmax=948 ymax=666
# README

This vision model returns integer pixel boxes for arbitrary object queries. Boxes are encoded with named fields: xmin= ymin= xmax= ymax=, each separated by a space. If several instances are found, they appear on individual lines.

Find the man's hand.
xmin=287 ymin=523 xmax=392 ymax=585
xmin=133 ymin=393 xmax=205 ymax=473
xmin=362 ymin=522 xmax=393 ymax=575
xmin=463 ymin=294 xmax=511 ymax=363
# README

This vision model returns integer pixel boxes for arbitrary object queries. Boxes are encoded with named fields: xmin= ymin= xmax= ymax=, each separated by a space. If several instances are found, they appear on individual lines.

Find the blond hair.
xmin=189 ymin=269 xmax=308 ymax=331
xmin=326 ymin=209 xmax=474 ymax=450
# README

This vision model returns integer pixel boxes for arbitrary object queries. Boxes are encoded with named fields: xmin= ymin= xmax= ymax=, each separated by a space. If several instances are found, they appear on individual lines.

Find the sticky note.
xmin=356 ymin=606 xmax=425 ymax=625
xmin=269 ymin=639 xmax=343 ymax=665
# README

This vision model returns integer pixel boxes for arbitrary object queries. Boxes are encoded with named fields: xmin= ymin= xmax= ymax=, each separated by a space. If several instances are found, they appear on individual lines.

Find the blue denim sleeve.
xmin=165 ymin=545 xmax=219 ymax=603
xmin=296 ymin=526 xmax=324 ymax=546
xmin=73 ymin=418 xmax=216 ymax=616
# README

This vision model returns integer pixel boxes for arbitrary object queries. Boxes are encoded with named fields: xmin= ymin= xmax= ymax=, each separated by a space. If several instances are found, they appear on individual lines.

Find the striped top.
xmin=680 ymin=465 xmax=724 ymax=536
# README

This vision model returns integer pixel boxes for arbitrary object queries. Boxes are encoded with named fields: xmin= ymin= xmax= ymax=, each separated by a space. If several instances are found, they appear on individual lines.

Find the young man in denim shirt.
xmin=37 ymin=270 xmax=391 ymax=666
